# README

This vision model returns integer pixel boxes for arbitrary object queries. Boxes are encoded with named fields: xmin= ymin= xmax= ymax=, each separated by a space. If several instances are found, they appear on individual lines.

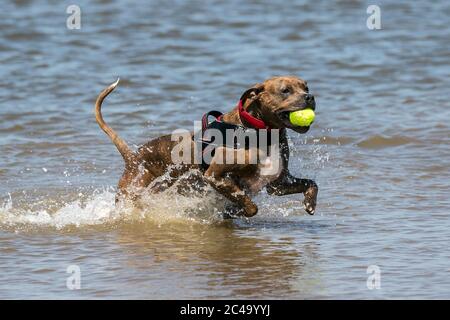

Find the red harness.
xmin=201 ymin=100 xmax=270 ymax=133
xmin=237 ymin=99 xmax=270 ymax=129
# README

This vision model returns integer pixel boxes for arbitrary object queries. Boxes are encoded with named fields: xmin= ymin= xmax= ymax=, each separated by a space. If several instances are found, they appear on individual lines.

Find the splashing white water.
xmin=0 ymin=182 xmax=228 ymax=230
xmin=0 ymin=189 xmax=118 ymax=229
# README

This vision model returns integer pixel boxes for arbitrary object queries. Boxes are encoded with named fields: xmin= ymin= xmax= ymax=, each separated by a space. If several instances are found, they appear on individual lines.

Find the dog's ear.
xmin=239 ymin=83 xmax=264 ymax=104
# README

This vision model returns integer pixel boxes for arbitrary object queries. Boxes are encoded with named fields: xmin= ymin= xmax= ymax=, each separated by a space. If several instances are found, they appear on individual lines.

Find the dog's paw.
xmin=243 ymin=203 xmax=258 ymax=217
xmin=303 ymin=183 xmax=319 ymax=215
xmin=303 ymin=200 xmax=316 ymax=215
xmin=303 ymin=187 xmax=317 ymax=215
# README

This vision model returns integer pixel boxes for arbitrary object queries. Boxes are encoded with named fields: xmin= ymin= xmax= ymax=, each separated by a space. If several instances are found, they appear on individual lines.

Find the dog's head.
xmin=240 ymin=76 xmax=315 ymax=133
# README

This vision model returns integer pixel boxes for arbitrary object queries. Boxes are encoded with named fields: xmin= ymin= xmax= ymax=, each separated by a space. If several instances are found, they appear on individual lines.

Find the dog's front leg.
xmin=204 ymin=165 xmax=257 ymax=217
xmin=267 ymin=173 xmax=318 ymax=215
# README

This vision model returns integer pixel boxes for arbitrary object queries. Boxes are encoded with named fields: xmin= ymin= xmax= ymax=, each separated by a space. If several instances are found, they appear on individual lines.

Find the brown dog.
xmin=95 ymin=76 xmax=318 ymax=217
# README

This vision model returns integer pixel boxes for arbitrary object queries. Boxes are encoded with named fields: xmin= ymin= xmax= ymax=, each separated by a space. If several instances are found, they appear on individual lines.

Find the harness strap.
xmin=237 ymin=99 xmax=269 ymax=129
xmin=198 ymin=100 xmax=273 ymax=170
xmin=201 ymin=110 xmax=223 ymax=135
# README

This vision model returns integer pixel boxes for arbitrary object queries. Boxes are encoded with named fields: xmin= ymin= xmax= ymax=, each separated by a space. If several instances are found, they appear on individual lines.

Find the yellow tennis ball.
xmin=289 ymin=109 xmax=315 ymax=127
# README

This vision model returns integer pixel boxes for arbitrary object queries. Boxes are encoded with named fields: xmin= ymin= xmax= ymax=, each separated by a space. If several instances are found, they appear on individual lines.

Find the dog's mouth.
xmin=278 ymin=107 xmax=313 ymax=133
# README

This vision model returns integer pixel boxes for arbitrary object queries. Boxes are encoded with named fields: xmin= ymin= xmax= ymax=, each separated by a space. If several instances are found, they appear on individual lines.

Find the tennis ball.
xmin=289 ymin=109 xmax=315 ymax=127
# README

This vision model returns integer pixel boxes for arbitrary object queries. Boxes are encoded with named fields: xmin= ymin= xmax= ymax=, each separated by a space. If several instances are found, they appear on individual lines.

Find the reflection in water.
xmin=115 ymin=220 xmax=322 ymax=298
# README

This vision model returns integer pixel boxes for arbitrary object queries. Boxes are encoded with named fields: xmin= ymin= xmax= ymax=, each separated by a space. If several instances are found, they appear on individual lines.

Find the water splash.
xmin=0 ymin=181 xmax=228 ymax=231
xmin=0 ymin=189 xmax=118 ymax=230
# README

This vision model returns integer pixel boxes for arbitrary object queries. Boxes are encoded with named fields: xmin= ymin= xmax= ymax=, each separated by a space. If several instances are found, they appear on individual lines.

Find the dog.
xmin=95 ymin=76 xmax=318 ymax=217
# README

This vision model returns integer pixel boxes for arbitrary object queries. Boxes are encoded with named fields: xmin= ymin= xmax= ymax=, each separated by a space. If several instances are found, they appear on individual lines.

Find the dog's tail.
xmin=95 ymin=79 xmax=134 ymax=166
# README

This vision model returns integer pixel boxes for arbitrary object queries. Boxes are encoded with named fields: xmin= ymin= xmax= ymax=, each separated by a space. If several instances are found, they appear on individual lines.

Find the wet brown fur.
xmin=94 ymin=76 xmax=318 ymax=217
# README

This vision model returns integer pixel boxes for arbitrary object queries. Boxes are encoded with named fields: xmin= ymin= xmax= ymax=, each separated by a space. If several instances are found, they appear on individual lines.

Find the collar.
xmin=237 ymin=100 xmax=270 ymax=129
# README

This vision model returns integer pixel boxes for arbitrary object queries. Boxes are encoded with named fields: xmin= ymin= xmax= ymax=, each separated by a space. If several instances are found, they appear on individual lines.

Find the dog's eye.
xmin=281 ymin=88 xmax=291 ymax=94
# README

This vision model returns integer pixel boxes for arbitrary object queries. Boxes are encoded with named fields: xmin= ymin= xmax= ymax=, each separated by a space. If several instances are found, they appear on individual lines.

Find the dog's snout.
xmin=304 ymin=94 xmax=314 ymax=103
xmin=304 ymin=93 xmax=315 ymax=109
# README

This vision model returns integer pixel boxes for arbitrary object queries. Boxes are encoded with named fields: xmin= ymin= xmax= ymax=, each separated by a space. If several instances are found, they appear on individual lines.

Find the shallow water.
xmin=0 ymin=0 xmax=449 ymax=299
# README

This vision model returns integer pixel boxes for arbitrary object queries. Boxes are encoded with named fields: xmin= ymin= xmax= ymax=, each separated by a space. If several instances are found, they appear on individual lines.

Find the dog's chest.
xmin=242 ymin=151 xmax=284 ymax=194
